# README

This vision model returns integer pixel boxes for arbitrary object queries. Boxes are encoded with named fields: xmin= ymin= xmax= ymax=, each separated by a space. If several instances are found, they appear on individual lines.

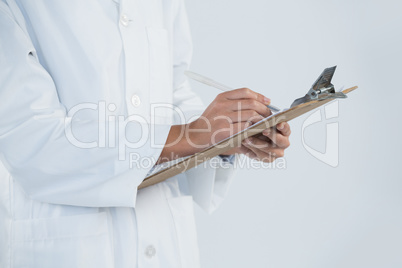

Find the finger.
xmin=242 ymin=141 xmax=277 ymax=162
xmin=262 ymin=129 xmax=290 ymax=148
xmin=242 ymin=138 xmax=285 ymax=161
xmin=244 ymin=137 xmax=286 ymax=157
xmin=226 ymin=99 xmax=272 ymax=118
xmin=242 ymin=136 xmax=270 ymax=150
xmin=221 ymin=87 xmax=271 ymax=106
xmin=226 ymin=110 xmax=264 ymax=124
xmin=254 ymin=134 xmax=271 ymax=143
xmin=276 ymin=122 xmax=291 ymax=136
xmin=238 ymin=145 xmax=258 ymax=159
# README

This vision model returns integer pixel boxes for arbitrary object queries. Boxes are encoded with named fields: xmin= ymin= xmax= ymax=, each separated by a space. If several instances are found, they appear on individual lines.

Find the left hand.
xmin=223 ymin=122 xmax=291 ymax=162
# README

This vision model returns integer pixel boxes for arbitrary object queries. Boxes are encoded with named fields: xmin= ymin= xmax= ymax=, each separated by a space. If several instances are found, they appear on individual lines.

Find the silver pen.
xmin=184 ymin=71 xmax=281 ymax=113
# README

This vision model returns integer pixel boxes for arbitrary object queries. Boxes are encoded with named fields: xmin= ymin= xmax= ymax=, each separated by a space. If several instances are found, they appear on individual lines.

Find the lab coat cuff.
xmin=105 ymin=123 xmax=171 ymax=208
xmin=185 ymin=155 xmax=237 ymax=214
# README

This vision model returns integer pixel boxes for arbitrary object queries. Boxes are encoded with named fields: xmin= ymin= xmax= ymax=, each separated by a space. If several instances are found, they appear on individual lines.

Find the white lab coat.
xmin=0 ymin=0 xmax=236 ymax=267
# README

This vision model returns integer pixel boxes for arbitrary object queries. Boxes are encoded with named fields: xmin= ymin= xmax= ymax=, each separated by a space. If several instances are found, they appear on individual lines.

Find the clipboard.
xmin=138 ymin=85 xmax=358 ymax=189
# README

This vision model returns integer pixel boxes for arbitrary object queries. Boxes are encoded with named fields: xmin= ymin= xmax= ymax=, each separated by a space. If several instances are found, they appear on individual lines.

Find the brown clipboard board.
xmin=138 ymin=86 xmax=358 ymax=189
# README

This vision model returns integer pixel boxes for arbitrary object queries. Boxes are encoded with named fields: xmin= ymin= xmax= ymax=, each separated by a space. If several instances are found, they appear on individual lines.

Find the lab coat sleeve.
xmin=171 ymin=0 xmax=236 ymax=213
xmin=0 ymin=3 xmax=167 ymax=208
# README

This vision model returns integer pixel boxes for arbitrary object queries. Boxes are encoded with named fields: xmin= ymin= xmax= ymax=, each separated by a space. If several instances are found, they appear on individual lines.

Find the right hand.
xmin=158 ymin=87 xmax=272 ymax=162
xmin=186 ymin=87 xmax=272 ymax=149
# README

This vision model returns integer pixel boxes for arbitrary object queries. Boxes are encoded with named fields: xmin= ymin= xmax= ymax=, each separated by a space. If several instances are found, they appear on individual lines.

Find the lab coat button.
xmin=145 ymin=245 xmax=156 ymax=258
xmin=120 ymin=14 xmax=130 ymax=26
xmin=131 ymin=94 xmax=141 ymax=107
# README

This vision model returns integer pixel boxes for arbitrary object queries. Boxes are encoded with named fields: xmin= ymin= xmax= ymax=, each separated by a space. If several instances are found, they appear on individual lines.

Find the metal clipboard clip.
xmin=290 ymin=66 xmax=347 ymax=108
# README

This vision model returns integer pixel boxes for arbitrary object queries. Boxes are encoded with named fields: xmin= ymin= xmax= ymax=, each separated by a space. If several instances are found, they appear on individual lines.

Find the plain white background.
xmin=185 ymin=0 xmax=402 ymax=267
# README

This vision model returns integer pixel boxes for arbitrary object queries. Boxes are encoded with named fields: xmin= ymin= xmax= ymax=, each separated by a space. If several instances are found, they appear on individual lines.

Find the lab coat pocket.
xmin=12 ymin=212 xmax=114 ymax=268
xmin=167 ymin=195 xmax=200 ymax=268
xmin=146 ymin=27 xmax=173 ymax=125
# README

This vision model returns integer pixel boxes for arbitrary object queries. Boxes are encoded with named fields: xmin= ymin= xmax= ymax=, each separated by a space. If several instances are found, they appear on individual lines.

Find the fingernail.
xmin=277 ymin=123 xmax=284 ymax=130
xmin=264 ymin=97 xmax=271 ymax=105
xmin=263 ymin=129 xmax=270 ymax=135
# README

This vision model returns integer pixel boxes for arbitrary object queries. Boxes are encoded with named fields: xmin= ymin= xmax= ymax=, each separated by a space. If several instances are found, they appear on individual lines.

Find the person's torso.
xmin=16 ymin=0 xmax=177 ymax=124
xmin=0 ymin=0 xmax=200 ymax=267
